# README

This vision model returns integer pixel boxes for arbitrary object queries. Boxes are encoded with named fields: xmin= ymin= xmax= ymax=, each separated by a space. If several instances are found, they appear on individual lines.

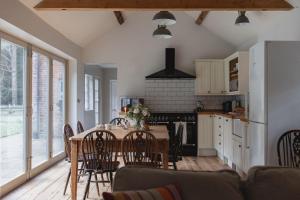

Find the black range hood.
xmin=146 ymin=48 xmax=196 ymax=79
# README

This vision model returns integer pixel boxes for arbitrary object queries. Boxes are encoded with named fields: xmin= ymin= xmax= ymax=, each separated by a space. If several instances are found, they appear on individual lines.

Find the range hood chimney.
xmin=146 ymin=48 xmax=195 ymax=79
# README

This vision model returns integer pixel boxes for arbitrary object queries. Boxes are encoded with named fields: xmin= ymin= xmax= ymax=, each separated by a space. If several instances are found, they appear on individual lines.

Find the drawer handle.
xmin=219 ymin=142 xmax=221 ymax=145
xmin=226 ymin=119 xmax=229 ymax=122
xmin=219 ymin=134 xmax=221 ymax=136
xmin=219 ymin=117 xmax=221 ymax=119
xmin=219 ymin=126 xmax=221 ymax=128
xmin=239 ymin=145 xmax=242 ymax=148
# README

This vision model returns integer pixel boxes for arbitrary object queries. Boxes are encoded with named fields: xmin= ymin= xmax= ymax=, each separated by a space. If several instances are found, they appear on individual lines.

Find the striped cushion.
xmin=103 ymin=184 xmax=182 ymax=200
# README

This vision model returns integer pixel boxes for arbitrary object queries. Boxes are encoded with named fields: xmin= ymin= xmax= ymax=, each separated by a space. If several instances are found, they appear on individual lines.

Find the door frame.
xmin=109 ymin=80 xmax=118 ymax=121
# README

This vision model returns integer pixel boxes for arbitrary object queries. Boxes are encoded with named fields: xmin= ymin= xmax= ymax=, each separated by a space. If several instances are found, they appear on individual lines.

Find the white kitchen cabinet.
xmin=232 ymin=135 xmax=243 ymax=169
xmin=223 ymin=117 xmax=233 ymax=161
xmin=210 ymin=61 xmax=225 ymax=94
xmin=195 ymin=61 xmax=211 ymax=94
xmin=213 ymin=115 xmax=224 ymax=158
xmin=243 ymin=123 xmax=251 ymax=172
xmin=198 ymin=114 xmax=216 ymax=156
xmin=195 ymin=60 xmax=225 ymax=95
xmin=224 ymin=52 xmax=249 ymax=95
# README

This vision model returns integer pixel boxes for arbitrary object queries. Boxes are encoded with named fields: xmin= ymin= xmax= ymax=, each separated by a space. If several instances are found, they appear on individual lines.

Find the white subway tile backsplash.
xmin=145 ymin=79 xmax=196 ymax=112
xmin=144 ymin=80 xmax=240 ymax=112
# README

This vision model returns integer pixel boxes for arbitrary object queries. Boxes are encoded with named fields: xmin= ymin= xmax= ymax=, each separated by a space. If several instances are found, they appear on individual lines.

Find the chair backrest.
xmin=64 ymin=124 xmax=74 ymax=160
xmin=122 ymin=130 xmax=159 ymax=168
xmin=77 ymin=121 xmax=84 ymax=134
xmin=82 ymin=130 xmax=118 ymax=171
xmin=170 ymin=124 xmax=183 ymax=158
xmin=110 ymin=118 xmax=127 ymax=126
xmin=277 ymin=130 xmax=300 ymax=168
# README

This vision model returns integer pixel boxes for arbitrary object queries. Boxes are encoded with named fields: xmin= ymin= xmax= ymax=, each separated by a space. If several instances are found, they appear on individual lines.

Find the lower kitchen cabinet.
xmin=198 ymin=114 xmax=216 ymax=156
xmin=223 ymin=117 xmax=233 ymax=161
xmin=213 ymin=115 xmax=224 ymax=157
xmin=199 ymin=113 xmax=249 ymax=173
xmin=232 ymin=135 xmax=243 ymax=169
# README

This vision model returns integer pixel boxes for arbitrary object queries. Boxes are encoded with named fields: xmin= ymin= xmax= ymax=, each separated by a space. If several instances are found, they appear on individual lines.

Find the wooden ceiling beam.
xmin=196 ymin=11 xmax=209 ymax=25
xmin=114 ymin=11 xmax=125 ymax=25
xmin=34 ymin=0 xmax=293 ymax=11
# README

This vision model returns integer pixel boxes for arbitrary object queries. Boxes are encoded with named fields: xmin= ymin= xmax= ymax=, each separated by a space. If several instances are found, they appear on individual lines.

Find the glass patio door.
xmin=31 ymin=50 xmax=50 ymax=168
xmin=0 ymin=32 xmax=67 ymax=195
xmin=0 ymin=38 xmax=26 ymax=186
xmin=52 ymin=59 xmax=65 ymax=156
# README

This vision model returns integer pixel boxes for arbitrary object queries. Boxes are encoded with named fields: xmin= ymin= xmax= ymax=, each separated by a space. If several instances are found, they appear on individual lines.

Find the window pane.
xmin=0 ymin=39 xmax=26 ymax=185
xmin=32 ymin=51 xmax=49 ymax=168
xmin=95 ymin=79 xmax=99 ymax=124
xmin=52 ymin=60 xmax=65 ymax=155
xmin=85 ymin=74 xmax=93 ymax=111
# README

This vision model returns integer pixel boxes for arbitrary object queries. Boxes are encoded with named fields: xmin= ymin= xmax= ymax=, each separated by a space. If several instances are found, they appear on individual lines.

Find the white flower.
xmin=133 ymin=108 xmax=140 ymax=114
xmin=142 ymin=110 xmax=148 ymax=117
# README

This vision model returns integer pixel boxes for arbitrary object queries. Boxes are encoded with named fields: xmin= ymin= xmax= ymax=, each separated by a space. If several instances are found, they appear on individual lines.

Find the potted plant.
xmin=126 ymin=104 xmax=150 ymax=130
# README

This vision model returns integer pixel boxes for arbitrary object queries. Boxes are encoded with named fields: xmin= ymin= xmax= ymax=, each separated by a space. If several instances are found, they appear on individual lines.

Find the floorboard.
xmin=2 ymin=157 xmax=230 ymax=200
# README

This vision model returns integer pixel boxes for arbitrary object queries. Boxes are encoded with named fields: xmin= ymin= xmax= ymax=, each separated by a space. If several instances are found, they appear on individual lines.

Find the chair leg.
xmin=101 ymin=173 xmax=106 ymax=186
xmin=83 ymin=172 xmax=92 ymax=200
xmin=94 ymin=173 xmax=100 ymax=197
xmin=63 ymin=168 xmax=71 ymax=195
xmin=109 ymin=172 xmax=113 ymax=188
xmin=78 ymin=162 xmax=84 ymax=182
xmin=173 ymin=161 xmax=177 ymax=170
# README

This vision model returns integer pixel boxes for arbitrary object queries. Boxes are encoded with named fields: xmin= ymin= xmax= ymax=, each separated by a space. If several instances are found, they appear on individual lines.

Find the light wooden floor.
xmin=2 ymin=157 xmax=229 ymax=200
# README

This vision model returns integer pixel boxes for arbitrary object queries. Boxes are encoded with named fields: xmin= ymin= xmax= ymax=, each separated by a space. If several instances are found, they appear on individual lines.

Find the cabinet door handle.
xmin=219 ymin=117 xmax=221 ymax=119
xmin=219 ymin=134 xmax=221 ymax=136
xmin=239 ymin=145 xmax=242 ymax=148
xmin=208 ymin=91 xmax=211 ymax=94
xmin=219 ymin=125 xmax=221 ymax=128
xmin=226 ymin=119 xmax=229 ymax=122
xmin=219 ymin=142 xmax=221 ymax=145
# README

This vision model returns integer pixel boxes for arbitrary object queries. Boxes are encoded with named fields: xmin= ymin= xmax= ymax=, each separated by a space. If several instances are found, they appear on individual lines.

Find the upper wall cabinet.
xmin=195 ymin=60 xmax=225 ymax=95
xmin=224 ymin=52 xmax=249 ymax=95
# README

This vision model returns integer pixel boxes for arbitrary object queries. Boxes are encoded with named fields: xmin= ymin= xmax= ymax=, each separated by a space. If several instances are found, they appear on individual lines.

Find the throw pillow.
xmin=103 ymin=184 xmax=182 ymax=200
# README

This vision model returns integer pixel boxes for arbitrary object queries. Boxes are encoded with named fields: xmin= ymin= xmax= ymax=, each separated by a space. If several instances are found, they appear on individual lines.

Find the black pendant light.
xmin=152 ymin=25 xmax=172 ymax=39
xmin=153 ymin=11 xmax=176 ymax=26
xmin=235 ymin=11 xmax=250 ymax=25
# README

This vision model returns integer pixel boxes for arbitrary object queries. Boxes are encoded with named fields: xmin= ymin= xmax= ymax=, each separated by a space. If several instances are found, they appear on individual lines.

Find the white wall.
xmin=238 ymin=5 xmax=300 ymax=50
xmin=0 ymin=0 xmax=84 ymax=128
xmin=102 ymin=68 xmax=117 ymax=123
xmin=83 ymin=12 xmax=235 ymax=98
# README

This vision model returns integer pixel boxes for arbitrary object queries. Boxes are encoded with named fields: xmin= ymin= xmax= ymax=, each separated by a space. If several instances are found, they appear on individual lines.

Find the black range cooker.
xmin=148 ymin=112 xmax=197 ymax=156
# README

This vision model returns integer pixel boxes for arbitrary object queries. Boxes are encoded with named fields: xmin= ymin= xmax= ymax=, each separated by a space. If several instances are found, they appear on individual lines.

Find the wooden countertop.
xmin=198 ymin=110 xmax=249 ymax=123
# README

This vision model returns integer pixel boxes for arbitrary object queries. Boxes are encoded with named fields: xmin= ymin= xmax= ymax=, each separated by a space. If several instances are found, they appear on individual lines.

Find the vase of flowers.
xmin=126 ymin=104 xmax=150 ymax=130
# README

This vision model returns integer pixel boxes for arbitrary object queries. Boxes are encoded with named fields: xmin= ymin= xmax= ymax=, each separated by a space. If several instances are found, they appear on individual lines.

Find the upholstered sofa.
xmin=113 ymin=166 xmax=300 ymax=200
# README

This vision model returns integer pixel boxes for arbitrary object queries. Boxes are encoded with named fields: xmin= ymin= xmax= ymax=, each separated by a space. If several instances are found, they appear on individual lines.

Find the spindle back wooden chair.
xmin=169 ymin=124 xmax=184 ymax=170
xmin=277 ymin=130 xmax=300 ymax=168
xmin=81 ymin=130 xmax=120 ymax=199
xmin=110 ymin=117 xmax=127 ymax=126
xmin=122 ymin=130 xmax=159 ymax=168
xmin=63 ymin=124 xmax=84 ymax=195
xmin=77 ymin=120 xmax=84 ymax=134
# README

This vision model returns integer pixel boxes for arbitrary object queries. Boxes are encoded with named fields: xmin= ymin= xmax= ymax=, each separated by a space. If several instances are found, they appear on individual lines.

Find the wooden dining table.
xmin=69 ymin=125 xmax=169 ymax=200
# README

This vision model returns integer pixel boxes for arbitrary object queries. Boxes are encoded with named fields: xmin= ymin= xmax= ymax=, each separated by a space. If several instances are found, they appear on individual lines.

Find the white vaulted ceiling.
xmin=20 ymin=0 xmax=120 ymax=47
xmin=20 ymin=0 xmax=299 ymax=48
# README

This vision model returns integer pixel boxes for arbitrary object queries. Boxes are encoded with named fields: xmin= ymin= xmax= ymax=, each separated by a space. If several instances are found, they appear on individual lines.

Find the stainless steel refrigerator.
xmin=248 ymin=41 xmax=300 ymax=166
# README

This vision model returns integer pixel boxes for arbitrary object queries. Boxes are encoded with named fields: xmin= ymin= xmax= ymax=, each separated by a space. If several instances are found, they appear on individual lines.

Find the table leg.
xmin=162 ymin=140 xmax=169 ymax=169
xmin=71 ymin=140 xmax=78 ymax=200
